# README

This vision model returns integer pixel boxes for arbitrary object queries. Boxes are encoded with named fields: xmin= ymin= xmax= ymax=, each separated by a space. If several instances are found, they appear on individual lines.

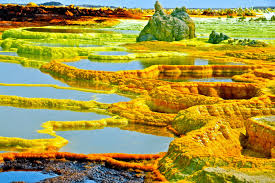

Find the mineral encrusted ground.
xmin=1 ymin=159 xmax=144 ymax=183
xmin=0 ymin=4 xmax=274 ymax=183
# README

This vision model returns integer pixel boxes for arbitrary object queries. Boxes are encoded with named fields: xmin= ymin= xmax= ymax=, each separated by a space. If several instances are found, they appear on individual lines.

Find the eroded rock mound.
xmin=208 ymin=30 xmax=230 ymax=44
xmin=137 ymin=1 xmax=195 ymax=42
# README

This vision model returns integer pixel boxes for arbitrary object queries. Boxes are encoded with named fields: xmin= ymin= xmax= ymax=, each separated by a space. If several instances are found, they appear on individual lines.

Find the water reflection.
xmin=0 ymin=106 xmax=108 ymax=139
xmin=17 ymin=52 xmax=53 ymax=62
xmin=0 ymin=171 xmax=57 ymax=183
xmin=66 ymin=56 xmax=246 ymax=72
xmin=0 ymin=51 xmax=18 ymax=57
xmin=25 ymin=27 xmax=115 ymax=34
xmin=34 ymin=42 xmax=104 ymax=48
xmin=97 ymin=51 xmax=130 ymax=56
xmin=140 ymin=57 xmax=246 ymax=68
xmin=0 ymin=62 xmax=67 ymax=86
xmin=0 ymin=85 xmax=130 ymax=103
xmin=39 ymin=74 xmax=117 ymax=92
xmin=57 ymin=127 xmax=173 ymax=154
xmin=67 ymin=59 xmax=144 ymax=71
xmin=120 ymin=123 xmax=174 ymax=138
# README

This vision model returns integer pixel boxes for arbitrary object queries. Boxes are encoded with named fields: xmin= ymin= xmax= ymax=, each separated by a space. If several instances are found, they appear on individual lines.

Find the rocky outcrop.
xmin=245 ymin=116 xmax=275 ymax=158
xmin=186 ymin=167 xmax=275 ymax=183
xmin=137 ymin=1 xmax=195 ymax=42
xmin=208 ymin=30 xmax=230 ymax=44
xmin=158 ymin=101 xmax=275 ymax=181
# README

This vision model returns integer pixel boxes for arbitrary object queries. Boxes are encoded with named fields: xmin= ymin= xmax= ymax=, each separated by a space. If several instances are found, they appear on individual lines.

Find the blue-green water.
xmin=0 ymin=106 xmax=108 ymax=139
xmin=25 ymin=27 xmax=115 ymax=34
xmin=0 ymin=51 xmax=18 ymax=56
xmin=0 ymin=86 xmax=130 ymax=103
xmin=0 ymin=171 xmax=57 ymax=183
xmin=0 ymin=106 xmax=173 ymax=154
xmin=67 ymin=59 xmax=143 ymax=71
xmin=66 ymin=57 xmax=246 ymax=72
xmin=0 ymin=62 xmax=67 ymax=86
xmin=58 ymin=127 xmax=173 ymax=154
xmin=96 ymin=51 xmax=130 ymax=56
xmin=34 ymin=42 xmax=103 ymax=47
xmin=187 ymin=77 xmax=233 ymax=82
xmin=194 ymin=59 xmax=246 ymax=66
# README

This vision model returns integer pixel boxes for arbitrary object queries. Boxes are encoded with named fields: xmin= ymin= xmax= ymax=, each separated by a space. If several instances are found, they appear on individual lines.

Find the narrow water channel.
xmin=66 ymin=57 xmax=246 ymax=72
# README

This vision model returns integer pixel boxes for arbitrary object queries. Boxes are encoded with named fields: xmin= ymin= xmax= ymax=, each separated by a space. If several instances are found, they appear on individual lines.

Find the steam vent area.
xmin=0 ymin=1 xmax=275 ymax=182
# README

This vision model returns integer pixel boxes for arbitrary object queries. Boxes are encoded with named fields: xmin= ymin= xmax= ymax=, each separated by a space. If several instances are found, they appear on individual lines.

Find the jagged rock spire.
xmin=155 ymin=0 xmax=163 ymax=12
xmin=154 ymin=0 xmax=165 ymax=15
xmin=137 ymin=0 xmax=195 ymax=42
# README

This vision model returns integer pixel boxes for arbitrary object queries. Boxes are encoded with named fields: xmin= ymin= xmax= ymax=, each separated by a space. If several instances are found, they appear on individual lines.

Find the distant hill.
xmin=77 ymin=4 xmax=118 ymax=9
xmin=253 ymin=6 xmax=275 ymax=9
xmin=39 ymin=1 xmax=63 ymax=6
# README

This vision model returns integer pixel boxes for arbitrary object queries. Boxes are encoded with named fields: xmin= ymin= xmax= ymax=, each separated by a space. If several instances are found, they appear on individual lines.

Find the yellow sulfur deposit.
xmin=0 ymin=13 xmax=274 ymax=182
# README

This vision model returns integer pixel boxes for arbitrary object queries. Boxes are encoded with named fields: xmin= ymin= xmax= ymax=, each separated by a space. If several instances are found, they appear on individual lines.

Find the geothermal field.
xmin=0 ymin=0 xmax=274 ymax=182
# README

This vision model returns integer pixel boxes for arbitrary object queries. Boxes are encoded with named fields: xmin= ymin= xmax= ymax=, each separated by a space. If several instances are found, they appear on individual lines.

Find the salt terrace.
xmin=0 ymin=1 xmax=274 ymax=182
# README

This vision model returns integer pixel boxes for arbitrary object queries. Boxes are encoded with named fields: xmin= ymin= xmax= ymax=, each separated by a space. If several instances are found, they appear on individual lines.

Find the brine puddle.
xmin=66 ymin=56 xmax=246 ymax=72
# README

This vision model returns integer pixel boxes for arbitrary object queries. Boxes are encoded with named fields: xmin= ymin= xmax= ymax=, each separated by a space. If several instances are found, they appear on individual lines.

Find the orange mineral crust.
xmin=159 ymin=117 xmax=275 ymax=181
xmin=245 ymin=116 xmax=275 ymax=158
xmin=108 ymin=99 xmax=176 ymax=126
xmin=0 ymin=4 xmax=144 ymax=22
xmin=0 ymin=12 xmax=275 ymax=182
xmin=40 ymin=61 xmax=262 ymax=95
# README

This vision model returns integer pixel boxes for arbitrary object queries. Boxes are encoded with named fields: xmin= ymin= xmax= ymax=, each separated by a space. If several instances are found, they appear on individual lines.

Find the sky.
xmin=0 ymin=0 xmax=274 ymax=8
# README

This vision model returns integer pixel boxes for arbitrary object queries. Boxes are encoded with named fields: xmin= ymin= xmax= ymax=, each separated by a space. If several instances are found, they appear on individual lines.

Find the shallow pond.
xmin=0 ymin=62 xmax=67 ymax=86
xmin=57 ymin=127 xmax=173 ymax=154
xmin=34 ymin=42 xmax=104 ymax=47
xmin=66 ymin=57 xmax=246 ymax=71
xmin=0 ymin=171 xmax=57 ymax=183
xmin=0 ymin=106 xmax=108 ymax=139
xmin=0 ymin=105 xmax=173 ymax=154
xmin=188 ymin=77 xmax=233 ymax=82
xmin=25 ymin=27 xmax=115 ymax=34
xmin=67 ymin=59 xmax=143 ymax=71
xmin=96 ymin=51 xmax=131 ymax=56
xmin=0 ymin=51 xmax=18 ymax=57
xmin=0 ymin=85 xmax=130 ymax=103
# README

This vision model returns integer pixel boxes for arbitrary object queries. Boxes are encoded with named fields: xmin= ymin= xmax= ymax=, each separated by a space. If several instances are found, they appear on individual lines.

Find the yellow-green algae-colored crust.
xmin=0 ymin=94 xmax=128 ymax=152
xmin=0 ymin=18 xmax=275 ymax=182
xmin=159 ymin=112 xmax=275 ymax=182
xmin=2 ymin=27 xmax=124 ymax=40
xmin=34 ymin=39 xmax=275 ymax=183
xmin=40 ymin=61 xmax=262 ymax=86
xmin=0 ymin=95 xmax=109 ymax=113
xmin=0 ymin=83 xmax=118 ymax=95
xmin=0 ymin=55 xmax=45 ymax=68
xmin=1 ymin=38 xmax=127 ymax=59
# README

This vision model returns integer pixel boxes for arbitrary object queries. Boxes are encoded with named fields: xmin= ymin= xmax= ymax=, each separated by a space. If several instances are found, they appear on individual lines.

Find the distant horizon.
xmin=0 ymin=0 xmax=274 ymax=9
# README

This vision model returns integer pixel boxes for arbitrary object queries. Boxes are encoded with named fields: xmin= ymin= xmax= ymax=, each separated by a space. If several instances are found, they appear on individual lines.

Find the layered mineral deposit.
xmin=245 ymin=116 xmax=275 ymax=158
xmin=137 ymin=1 xmax=195 ymax=42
